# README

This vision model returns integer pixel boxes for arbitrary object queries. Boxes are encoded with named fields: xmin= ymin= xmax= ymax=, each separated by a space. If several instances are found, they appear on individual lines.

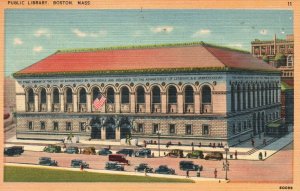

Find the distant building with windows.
xmin=251 ymin=34 xmax=294 ymax=79
xmin=13 ymin=42 xmax=281 ymax=146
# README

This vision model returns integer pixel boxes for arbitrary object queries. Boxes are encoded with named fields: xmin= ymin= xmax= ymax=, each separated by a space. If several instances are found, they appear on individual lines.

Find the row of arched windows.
xmin=25 ymin=85 xmax=212 ymax=113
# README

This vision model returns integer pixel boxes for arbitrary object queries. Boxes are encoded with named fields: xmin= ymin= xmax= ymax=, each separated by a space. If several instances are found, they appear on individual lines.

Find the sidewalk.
xmin=5 ymin=132 xmax=293 ymax=161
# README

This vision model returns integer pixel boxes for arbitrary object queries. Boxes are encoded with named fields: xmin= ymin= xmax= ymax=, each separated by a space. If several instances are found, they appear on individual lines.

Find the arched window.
xmin=121 ymin=87 xmax=130 ymax=104
xmin=79 ymin=88 xmax=87 ymax=103
xmin=242 ymin=84 xmax=246 ymax=109
xmin=107 ymin=87 xmax=115 ymax=103
xmin=92 ymin=87 xmax=100 ymax=102
xmin=265 ymin=83 xmax=268 ymax=105
xmin=247 ymin=84 xmax=251 ymax=108
xmin=53 ymin=88 xmax=60 ymax=104
xmin=231 ymin=85 xmax=235 ymax=112
xmin=202 ymin=85 xmax=211 ymax=103
xmin=184 ymin=86 xmax=194 ymax=104
xmin=168 ymin=85 xmax=177 ymax=113
xmin=27 ymin=88 xmax=34 ymax=103
xmin=66 ymin=88 xmax=73 ymax=104
xmin=168 ymin=86 xmax=177 ymax=104
xmin=260 ymin=84 xmax=264 ymax=106
xmin=136 ymin=86 xmax=145 ymax=104
xmin=257 ymin=84 xmax=260 ymax=107
xmin=151 ymin=86 xmax=161 ymax=103
xmin=252 ymin=85 xmax=256 ymax=107
xmin=237 ymin=85 xmax=241 ymax=111
xmin=40 ymin=88 xmax=47 ymax=104
xmin=268 ymin=83 xmax=272 ymax=105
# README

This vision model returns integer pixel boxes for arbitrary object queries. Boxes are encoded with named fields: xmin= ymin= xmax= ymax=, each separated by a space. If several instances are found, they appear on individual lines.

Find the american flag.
xmin=93 ymin=94 xmax=106 ymax=110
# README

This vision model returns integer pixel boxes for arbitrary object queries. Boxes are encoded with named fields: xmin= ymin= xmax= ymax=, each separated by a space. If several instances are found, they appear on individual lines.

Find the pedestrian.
xmin=265 ymin=151 xmax=267 ymax=157
xmin=214 ymin=168 xmax=217 ymax=179
xmin=199 ymin=142 xmax=201 ymax=147
xmin=251 ymin=139 xmax=255 ymax=147
xmin=222 ymin=161 xmax=225 ymax=171
xmin=235 ymin=150 xmax=238 ymax=159
xmin=80 ymin=164 xmax=84 ymax=171
xmin=191 ymin=142 xmax=194 ymax=151
xmin=213 ymin=143 xmax=216 ymax=148
xmin=197 ymin=169 xmax=200 ymax=177
xmin=144 ymin=168 xmax=147 ymax=176
xmin=186 ymin=170 xmax=190 ymax=178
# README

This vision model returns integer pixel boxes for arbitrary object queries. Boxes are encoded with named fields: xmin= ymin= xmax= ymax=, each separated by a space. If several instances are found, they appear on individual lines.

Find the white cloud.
xmin=259 ymin=29 xmax=268 ymax=35
xmin=13 ymin=38 xmax=23 ymax=45
xmin=72 ymin=28 xmax=87 ymax=37
xmin=33 ymin=46 xmax=43 ymax=52
xmin=151 ymin=26 xmax=174 ymax=33
xmin=226 ymin=43 xmax=243 ymax=48
xmin=72 ymin=29 xmax=107 ymax=38
xmin=34 ymin=28 xmax=50 ymax=37
xmin=192 ymin=29 xmax=211 ymax=38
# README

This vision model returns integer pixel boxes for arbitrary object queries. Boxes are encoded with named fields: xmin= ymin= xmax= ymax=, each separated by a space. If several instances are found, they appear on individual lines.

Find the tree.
xmin=274 ymin=53 xmax=286 ymax=67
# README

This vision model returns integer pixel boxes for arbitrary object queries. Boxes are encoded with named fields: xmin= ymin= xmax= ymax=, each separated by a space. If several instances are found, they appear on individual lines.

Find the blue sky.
xmin=5 ymin=9 xmax=293 ymax=76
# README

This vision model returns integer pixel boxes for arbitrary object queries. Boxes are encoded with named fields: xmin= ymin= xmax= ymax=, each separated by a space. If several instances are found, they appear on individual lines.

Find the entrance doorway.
xmin=90 ymin=117 xmax=101 ymax=139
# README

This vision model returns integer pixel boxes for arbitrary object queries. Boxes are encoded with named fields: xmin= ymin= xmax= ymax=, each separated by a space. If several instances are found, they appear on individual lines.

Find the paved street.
xmin=4 ymin=142 xmax=293 ymax=183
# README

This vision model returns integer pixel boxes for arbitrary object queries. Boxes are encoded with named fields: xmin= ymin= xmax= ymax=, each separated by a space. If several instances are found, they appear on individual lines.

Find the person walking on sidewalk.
xmin=214 ymin=168 xmax=218 ymax=179
xmin=186 ymin=170 xmax=190 ymax=178
xmin=235 ymin=150 xmax=238 ymax=159
xmin=251 ymin=139 xmax=255 ymax=147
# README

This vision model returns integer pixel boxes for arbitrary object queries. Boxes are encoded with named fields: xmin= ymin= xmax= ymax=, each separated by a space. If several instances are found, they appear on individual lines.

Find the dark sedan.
xmin=71 ymin=159 xmax=89 ymax=168
xmin=134 ymin=163 xmax=153 ymax=173
xmin=154 ymin=165 xmax=175 ymax=175
xmin=38 ymin=157 xmax=58 ymax=166
xmin=98 ymin=148 xmax=112 ymax=156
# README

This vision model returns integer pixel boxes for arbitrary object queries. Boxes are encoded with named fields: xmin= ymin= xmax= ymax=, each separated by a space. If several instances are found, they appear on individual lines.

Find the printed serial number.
xmin=279 ymin=186 xmax=293 ymax=189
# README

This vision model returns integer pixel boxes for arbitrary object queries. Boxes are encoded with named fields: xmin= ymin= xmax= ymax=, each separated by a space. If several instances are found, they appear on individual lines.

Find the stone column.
xmin=234 ymin=91 xmax=238 ymax=111
xmin=194 ymin=92 xmax=200 ymax=113
xmin=130 ymin=92 xmax=135 ymax=113
xmin=177 ymin=92 xmax=183 ymax=114
xmin=240 ymin=89 xmax=243 ymax=110
xmin=47 ymin=93 xmax=51 ymax=112
xmin=34 ymin=93 xmax=39 ymax=112
xmin=115 ymin=93 xmax=120 ymax=113
xmin=145 ymin=92 xmax=151 ymax=113
xmin=249 ymin=87 xmax=253 ymax=108
xmin=115 ymin=127 xmax=121 ymax=141
xmin=244 ymin=89 xmax=248 ymax=109
xmin=161 ymin=92 xmax=167 ymax=113
xmin=73 ymin=93 xmax=78 ymax=112
xmin=87 ymin=93 xmax=91 ymax=112
xmin=60 ymin=92 xmax=64 ymax=112
xmin=101 ymin=127 xmax=106 ymax=140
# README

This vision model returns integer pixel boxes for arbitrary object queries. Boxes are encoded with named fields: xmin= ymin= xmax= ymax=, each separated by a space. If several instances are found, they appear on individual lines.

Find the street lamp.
xmin=224 ymin=144 xmax=230 ymax=180
xmin=156 ymin=130 xmax=161 ymax=157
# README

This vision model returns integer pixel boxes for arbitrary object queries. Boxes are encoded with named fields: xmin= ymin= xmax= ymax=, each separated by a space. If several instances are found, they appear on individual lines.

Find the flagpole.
xmin=98 ymin=92 xmax=113 ymax=104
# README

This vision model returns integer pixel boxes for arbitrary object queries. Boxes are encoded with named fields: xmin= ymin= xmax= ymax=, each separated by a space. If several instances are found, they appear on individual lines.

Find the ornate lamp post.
xmin=156 ymin=130 xmax=161 ymax=157
xmin=224 ymin=144 xmax=230 ymax=180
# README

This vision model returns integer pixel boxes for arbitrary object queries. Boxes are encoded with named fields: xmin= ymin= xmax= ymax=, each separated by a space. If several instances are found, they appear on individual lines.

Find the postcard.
xmin=1 ymin=0 xmax=297 ymax=191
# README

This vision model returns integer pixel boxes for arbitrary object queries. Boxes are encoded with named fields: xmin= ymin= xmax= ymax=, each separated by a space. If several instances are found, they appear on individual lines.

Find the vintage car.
xmin=186 ymin=150 xmax=204 ymax=159
xmin=134 ymin=163 xmax=153 ymax=173
xmin=105 ymin=162 xmax=124 ymax=171
xmin=82 ymin=147 xmax=96 ymax=155
xmin=108 ymin=154 xmax=129 ymax=165
xmin=4 ymin=146 xmax=24 ymax=156
xmin=134 ymin=149 xmax=151 ymax=158
xmin=38 ymin=157 xmax=58 ymax=166
xmin=179 ymin=161 xmax=203 ymax=171
xmin=166 ymin=149 xmax=184 ymax=158
xmin=204 ymin=152 xmax=223 ymax=160
xmin=65 ymin=147 xmax=79 ymax=154
xmin=154 ymin=165 xmax=175 ymax=175
xmin=70 ymin=159 xmax=89 ymax=168
xmin=98 ymin=148 xmax=112 ymax=156
xmin=116 ymin=149 xmax=134 ymax=157
xmin=43 ymin=145 xmax=61 ymax=153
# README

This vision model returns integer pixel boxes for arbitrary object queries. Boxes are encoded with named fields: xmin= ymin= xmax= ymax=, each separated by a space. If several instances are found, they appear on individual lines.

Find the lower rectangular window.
xmin=53 ymin=122 xmax=59 ymax=131
xmin=28 ymin=121 xmax=33 ymax=130
xmin=203 ymin=125 xmax=209 ymax=135
xmin=169 ymin=124 xmax=175 ymax=134
xmin=66 ymin=122 xmax=72 ymax=131
xmin=138 ymin=124 xmax=144 ymax=133
xmin=185 ymin=124 xmax=192 ymax=135
xmin=80 ymin=122 xmax=86 ymax=132
xmin=40 ymin=121 xmax=46 ymax=130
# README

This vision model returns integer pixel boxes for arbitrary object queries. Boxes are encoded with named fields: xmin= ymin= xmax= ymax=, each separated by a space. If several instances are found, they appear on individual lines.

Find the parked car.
xmin=105 ymin=162 xmax=124 ymax=171
xmin=116 ymin=149 xmax=134 ymax=157
xmin=166 ymin=149 xmax=184 ymax=158
xmin=154 ymin=165 xmax=175 ymax=175
xmin=134 ymin=149 xmax=151 ymax=158
xmin=204 ymin=152 xmax=223 ymax=160
xmin=4 ymin=146 xmax=24 ymax=156
xmin=38 ymin=157 xmax=58 ymax=166
xmin=43 ymin=145 xmax=61 ymax=153
xmin=65 ymin=147 xmax=79 ymax=154
xmin=134 ymin=163 xmax=153 ymax=173
xmin=98 ymin=148 xmax=112 ymax=156
xmin=186 ymin=150 xmax=204 ymax=159
xmin=108 ymin=154 xmax=129 ymax=165
xmin=82 ymin=147 xmax=96 ymax=155
xmin=179 ymin=161 xmax=203 ymax=171
xmin=71 ymin=159 xmax=89 ymax=168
